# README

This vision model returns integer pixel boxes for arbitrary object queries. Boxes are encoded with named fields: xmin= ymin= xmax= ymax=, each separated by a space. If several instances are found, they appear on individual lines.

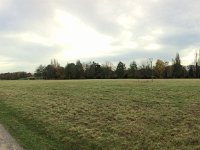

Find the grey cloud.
xmin=0 ymin=0 xmax=122 ymax=35
xmin=0 ymin=0 xmax=54 ymax=32
xmin=147 ymin=0 xmax=200 ymax=32
xmin=55 ymin=0 xmax=122 ymax=36
xmin=159 ymin=32 xmax=200 ymax=49
xmin=0 ymin=0 xmax=200 ymax=72
xmin=0 ymin=36 xmax=59 ymax=62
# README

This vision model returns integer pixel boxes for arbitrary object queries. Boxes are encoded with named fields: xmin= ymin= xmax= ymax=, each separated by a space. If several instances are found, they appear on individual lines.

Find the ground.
xmin=0 ymin=79 xmax=199 ymax=150
xmin=0 ymin=124 xmax=23 ymax=150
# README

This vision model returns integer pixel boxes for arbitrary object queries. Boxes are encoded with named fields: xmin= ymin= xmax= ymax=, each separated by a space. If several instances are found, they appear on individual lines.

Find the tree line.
xmin=0 ymin=72 xmax=32 ymax=80
xmin=0 ymin=53 xmax=200 ymax=80
xmin=34 ymin=53 xmax=200 ymax=79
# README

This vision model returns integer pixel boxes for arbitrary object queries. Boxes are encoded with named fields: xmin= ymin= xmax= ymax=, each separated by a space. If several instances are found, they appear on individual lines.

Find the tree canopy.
xmin=1 ymin=52 xmax=199 ymax=80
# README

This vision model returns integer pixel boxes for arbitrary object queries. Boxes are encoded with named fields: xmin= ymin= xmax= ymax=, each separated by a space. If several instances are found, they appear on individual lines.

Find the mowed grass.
xmin=0 ymin=79 xmax=199 ymax=150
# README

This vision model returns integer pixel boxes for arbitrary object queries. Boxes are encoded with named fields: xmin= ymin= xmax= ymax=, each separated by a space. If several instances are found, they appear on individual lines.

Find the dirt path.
xmin=0 ymin=124 xmax=23 ymax=150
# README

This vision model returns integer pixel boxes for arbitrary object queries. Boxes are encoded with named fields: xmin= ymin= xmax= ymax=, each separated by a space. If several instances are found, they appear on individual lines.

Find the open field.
xmin=0 ymin=79 xmax=199 ymax=150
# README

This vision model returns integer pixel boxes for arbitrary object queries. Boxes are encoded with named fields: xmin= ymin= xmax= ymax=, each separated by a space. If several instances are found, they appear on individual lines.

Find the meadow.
xmin=0 ymin=79 xmax=199 ymax=150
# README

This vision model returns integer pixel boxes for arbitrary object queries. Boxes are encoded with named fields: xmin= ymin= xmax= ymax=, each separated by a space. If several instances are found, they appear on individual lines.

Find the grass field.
xmin=0 ymin=79 xmax=199 ymax=150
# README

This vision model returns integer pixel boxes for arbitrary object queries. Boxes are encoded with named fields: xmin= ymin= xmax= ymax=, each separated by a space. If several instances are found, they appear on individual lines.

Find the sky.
xmin=0 ymin=0 xmax=200 ymax=73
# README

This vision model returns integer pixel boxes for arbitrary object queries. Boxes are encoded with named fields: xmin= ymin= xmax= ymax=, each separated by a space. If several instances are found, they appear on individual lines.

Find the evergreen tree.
xmin=116 ymin=61 xmax=126 ymax=78
xmin=75 ymin=60 xmax=84 ymax=79
xmin=188 ymin=65 xmax=195 ymax=78
xmin=128 ymin=61 xmax=137 ymax=78
xmin=85 ymin=61 xmax=102 ymax=79
xmin=172 ymin=53 xmax=183 ymax=78
xmin=65 ymin=63 xmax=76 ymax=79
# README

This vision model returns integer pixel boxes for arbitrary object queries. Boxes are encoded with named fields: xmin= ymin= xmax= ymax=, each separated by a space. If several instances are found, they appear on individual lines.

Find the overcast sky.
xmin=0 ymin=0 xmax=200 ymax=73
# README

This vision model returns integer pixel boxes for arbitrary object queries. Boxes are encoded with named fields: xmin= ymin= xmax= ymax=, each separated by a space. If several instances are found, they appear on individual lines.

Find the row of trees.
xmin=33 ymin=53 xmax=200 ymax=79
xmin=0 ymin=72 xmax=32 ymax=80
xmin=1 ymin=53 xmax=199 ymax=80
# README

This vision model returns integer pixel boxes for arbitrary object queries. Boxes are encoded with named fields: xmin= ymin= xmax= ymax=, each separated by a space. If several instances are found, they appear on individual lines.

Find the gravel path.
xmin=0 ymin=124 xmax=23 ymax=150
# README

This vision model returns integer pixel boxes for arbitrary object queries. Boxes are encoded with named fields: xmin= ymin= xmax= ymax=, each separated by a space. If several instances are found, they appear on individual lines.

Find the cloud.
xmin=0 ymin=0 xmax=54 ymax=31
xmin=0 ymin=0 xmax=200 ymax=73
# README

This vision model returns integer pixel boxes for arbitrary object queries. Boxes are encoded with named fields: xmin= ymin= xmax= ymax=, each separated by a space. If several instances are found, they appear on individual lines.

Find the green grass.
xmin=0 ymin=79 xmax=199 ymax=150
